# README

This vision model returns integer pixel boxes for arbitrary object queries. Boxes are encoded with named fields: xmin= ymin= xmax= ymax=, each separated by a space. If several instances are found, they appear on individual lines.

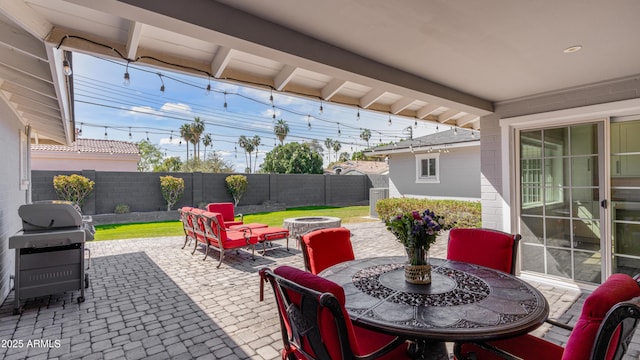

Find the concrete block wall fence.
xmin=31 ymin=171 xmax=387 ymax=215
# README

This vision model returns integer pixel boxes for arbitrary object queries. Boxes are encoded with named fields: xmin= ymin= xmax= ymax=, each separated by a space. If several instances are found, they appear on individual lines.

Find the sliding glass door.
xmin=611 ymin=119 xmax=640 ymax=275
xmin=519 ymin=123 xmax=604 ymax=284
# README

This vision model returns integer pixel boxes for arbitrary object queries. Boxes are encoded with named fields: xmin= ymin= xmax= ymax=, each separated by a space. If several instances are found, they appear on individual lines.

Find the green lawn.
xmin=93 ymin=205 xmax=373 ymax=241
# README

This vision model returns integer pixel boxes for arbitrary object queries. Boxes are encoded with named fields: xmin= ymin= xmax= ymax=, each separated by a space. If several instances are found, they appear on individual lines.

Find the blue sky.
xmin=72 ymin=53 xmax=439 ymax=171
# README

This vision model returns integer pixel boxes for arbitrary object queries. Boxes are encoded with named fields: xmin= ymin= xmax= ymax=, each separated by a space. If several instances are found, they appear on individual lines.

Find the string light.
xmin=78 ymin=122 xmax=83 ymax=136
xmin=388 ymin=115 xmax=392 ymax=126
xmin=146 ymin=131 xmax=149 ymax=141
xmin=414 ymin=119 xmax=418 ymax=128
xmin=307 ymin=115 xmax=311 ymax=129
xmin=158 ymin=73 xmax=165 ymax=93
xmin=269 ymin=89 xmax=274 ymax=104
xmin=128 ymin=127 xmax=132 ymax=139
xmin=63 ymin=58 xmax=72 ymax=76
xmin=356 ymin=108 xmax=360 ymax=121
xmin=224 ymin=92 xmax=228 ymax=109
xmin=454 ymin=127 xmax=458 ymax=135
xmin=170 ymin=131 xmax=173 ymax=141
xmin=337 ymin=122 xmax=341 ymax=136
xmin=123 ymin=61 xmax=130 ymax=86
xmin=205 ymin=76 xmax=211 ymax=95
xmin=319 ymin=100 xmax=324 ymax=114
xmin=104 ymin=126 xmax=108 ymax=139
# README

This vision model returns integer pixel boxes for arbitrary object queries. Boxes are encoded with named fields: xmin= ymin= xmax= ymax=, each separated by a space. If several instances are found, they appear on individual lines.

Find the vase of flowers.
xmin=385 ymin=209 xmax=454 ymax=284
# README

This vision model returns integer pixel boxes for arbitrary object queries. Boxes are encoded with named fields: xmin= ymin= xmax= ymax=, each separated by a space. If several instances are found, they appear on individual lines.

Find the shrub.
xmin=376 ymin=197 xmax=481 ymax=229
xmin=225 ymin=175 xmax=247 ymax=206
xmin=160 ymin=175 xmax=185 ymax=211
xmin=114 ymin=204 xmax=130 ymax=214
xmin=53 ymin=174 xmax=95 ymax=210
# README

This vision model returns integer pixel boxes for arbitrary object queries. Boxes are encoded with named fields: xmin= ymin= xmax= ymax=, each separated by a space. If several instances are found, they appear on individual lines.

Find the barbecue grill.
xmin=9 ymin=200 xmax=94 ymax=314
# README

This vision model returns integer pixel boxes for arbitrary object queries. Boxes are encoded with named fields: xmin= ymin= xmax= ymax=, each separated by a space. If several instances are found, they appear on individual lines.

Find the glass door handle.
xmin=601 ymin=199 xmax=608 ymax=209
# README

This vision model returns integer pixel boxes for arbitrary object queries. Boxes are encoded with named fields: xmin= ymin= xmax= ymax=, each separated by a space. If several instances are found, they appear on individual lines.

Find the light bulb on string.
xmin=356 ymin=108 xmax=360 ymax=121
xmin=436 ymin=125 xmax=439 ymax=132
xmin=146 ymin=132 xmax=149 ymax=141
xmin=319 ymin=100 xmax=323 ymax=114
xmin=104 ymin=126 xmax=108 ymax=139
xmin=272 ymin=105 xmax=276 ymax=120
xmin=307 ymin=115 xmax=311 ymax=129
xmin=269 ymin=89 xmax=274 ymax=104
xmin=454 ymin=127 xmax=458 ymax=135
xmin=234 ymin=144 xmax=238 ymax=158
xmin=62 ymin=55 xmax=72 ymax=76
xmin=205 ymin=77 xmax=211 ymax=95
xmin=78 ymin=122 xmax=83 ymax=136
xmin=223 ymin=92 xmax=228 ymax=109
xmin=388 ymin=115 xmax=392 ymax=126
xmin=170 ymin=131 xmax=173 ymax=141
xmin=128 ymin=127 xmax=132 ymax=139
xmin=123 ymin=61 xmax=130 ymax=86
xmin=158 ymin=73 xmax=165 ymax=93
xmin=337 ymin=122 xmax=341 ymax=136
xmin=415 ymin=119 xmax=418 ymax=128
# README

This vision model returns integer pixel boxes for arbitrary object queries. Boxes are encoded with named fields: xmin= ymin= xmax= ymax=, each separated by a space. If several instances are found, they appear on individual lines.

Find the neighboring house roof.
xmin=31 ymin=139 xmax=140 ymax=155
xmin=328 ymin=160 xmax=388 ymax=175
xmin=31 ymin=138 xmax=141 ymax=172
xmin=365 ymin=128 xmax=480 ymax=155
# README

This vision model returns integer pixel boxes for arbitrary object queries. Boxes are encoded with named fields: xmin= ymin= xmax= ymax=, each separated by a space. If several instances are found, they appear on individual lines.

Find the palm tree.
xmin=179 ymin=123 xmax=193 ymax=162
xmin=238 ymin=135 xmax=255 ymax=173
xmin=332 ymin=140 xmax=342 ymax=162
xmin=324 ymin=138 xmax=334 ymax=163
xmin=190 ymin=117 xmax=205 ymax=160
xmin=360 ymin=128 xmax=372 ymax=148
xmin=202 ymin=133 xmax=212 ymax=160
xmin=251 ymin=135 xmax=261 ymax=173
xmin=274 ymin=119 xmax=289 ymax=145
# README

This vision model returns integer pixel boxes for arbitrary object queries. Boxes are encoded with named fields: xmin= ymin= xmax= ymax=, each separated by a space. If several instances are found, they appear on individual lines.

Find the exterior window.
xmin=415 ymin=154 xmax=439 ymax=183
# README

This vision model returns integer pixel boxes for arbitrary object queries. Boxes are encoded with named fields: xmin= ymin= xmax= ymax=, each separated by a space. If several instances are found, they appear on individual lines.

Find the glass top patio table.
xmin=319 ymin=256 xmax=549 ymax=343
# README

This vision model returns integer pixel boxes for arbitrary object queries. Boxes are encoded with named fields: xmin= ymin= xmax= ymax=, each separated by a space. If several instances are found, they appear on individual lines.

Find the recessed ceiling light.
xmin=563 ymin=45 xmax=583 ymax=54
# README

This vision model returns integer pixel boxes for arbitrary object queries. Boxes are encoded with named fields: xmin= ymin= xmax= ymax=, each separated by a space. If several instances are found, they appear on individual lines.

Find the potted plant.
xmin=385 ymin=209 xmax=454 ymax=284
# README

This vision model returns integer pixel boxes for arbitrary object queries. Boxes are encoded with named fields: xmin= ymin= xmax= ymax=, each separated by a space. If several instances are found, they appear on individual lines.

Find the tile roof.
xmin=31 ymin=138 xmax=140 ymax=155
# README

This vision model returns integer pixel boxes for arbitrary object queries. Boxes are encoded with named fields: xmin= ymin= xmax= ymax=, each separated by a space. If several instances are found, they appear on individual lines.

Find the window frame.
xmin=415 ymin=153 xmax=440 ymax=183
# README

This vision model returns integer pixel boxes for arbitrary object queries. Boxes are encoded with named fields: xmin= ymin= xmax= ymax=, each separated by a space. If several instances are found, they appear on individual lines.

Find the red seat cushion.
xmin=447 ymin=228 xmax=515 ymax=273
xmin=273 ymin=266 xmax=408 ymax=359
xmin=301 ymin=228 xmax=355 ymax=274
xmin=563 ymin=273 xmax=640 ymax=360
xmin=251 ymin=227 xmax=289 ymax=241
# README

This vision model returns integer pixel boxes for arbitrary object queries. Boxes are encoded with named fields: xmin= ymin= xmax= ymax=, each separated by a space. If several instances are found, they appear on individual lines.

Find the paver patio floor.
xmin=0 ymin=221 xmax=638 ymax=359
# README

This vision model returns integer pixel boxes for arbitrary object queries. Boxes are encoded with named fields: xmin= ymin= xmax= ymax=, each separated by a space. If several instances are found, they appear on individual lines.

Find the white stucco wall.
xmin=0 ymin=100 xmax=27 ymax=302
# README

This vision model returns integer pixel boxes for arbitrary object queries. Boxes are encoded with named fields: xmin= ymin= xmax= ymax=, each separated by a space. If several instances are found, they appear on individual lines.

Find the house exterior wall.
xmin=388 ymin=146 xmax=480 ymax=200
xmin=31 ymin=151 xmax=140 ymax=171
xmin=0 ymin=100 xmax=27 ymax=302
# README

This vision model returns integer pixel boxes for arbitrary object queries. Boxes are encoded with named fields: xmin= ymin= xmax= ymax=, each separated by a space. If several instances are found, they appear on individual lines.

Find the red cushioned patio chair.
xmin=207 ymin=202 xmax=243 ymax=227
xmin=447 ymin=228 xmax=522 ymax=274
xmin=259 ymin=265 xmax=412 ymax=360
xmin=198 ymin=211 xmax=258 ymax=268
xmin=300 ymin=227 xmax=355 ymax=274
xmin=454 ymin=273 xmax=640 ymax=360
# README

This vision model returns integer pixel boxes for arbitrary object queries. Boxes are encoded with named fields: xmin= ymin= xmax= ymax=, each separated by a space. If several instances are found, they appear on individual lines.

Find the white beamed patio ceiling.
xmin=0 ymin=0 xmax=639 ymax=145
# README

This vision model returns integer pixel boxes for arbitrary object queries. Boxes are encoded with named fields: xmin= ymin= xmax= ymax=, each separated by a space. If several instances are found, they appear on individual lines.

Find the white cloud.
xmin=160 ymin=102 xmax=192 ymax=115
xmin=127 ymin=106 xmax=161 ymax=117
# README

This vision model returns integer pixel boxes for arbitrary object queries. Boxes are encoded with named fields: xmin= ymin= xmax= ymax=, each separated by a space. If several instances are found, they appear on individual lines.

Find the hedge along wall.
xmin=31 ymin=171 xmax=388 ymax=215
